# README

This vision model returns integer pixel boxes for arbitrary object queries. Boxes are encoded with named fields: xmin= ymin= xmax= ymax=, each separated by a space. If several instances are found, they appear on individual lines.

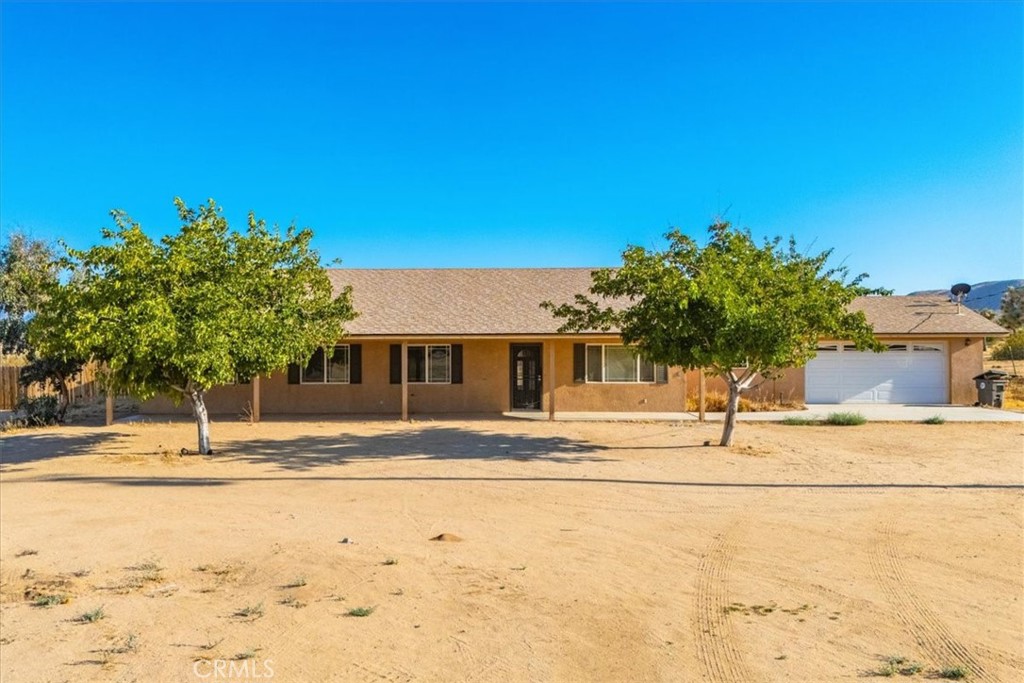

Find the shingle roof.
xmin=328 ymin=269 xmax=1009 ymax=338
xmin=849 ymin=296 xmax=1008 ymax=336
xmin=328 ymin=268 xmax=602 ymax=336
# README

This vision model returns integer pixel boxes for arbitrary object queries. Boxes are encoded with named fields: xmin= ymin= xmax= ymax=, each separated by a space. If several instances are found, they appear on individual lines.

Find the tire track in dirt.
xmin=871 ymin=520 xmax=994 ymax=682
xmin=692 ymin=527 xmax=759 ymax=683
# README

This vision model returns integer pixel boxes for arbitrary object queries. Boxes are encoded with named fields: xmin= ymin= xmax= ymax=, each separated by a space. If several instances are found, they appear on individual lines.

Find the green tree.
xmin=29 ymin=198 xmax=356 ymax=453
xmin=991 ymin=330 xmax=1024 ymax=361
xmin=0 ymin=231 xmax=59 ymax=356
xmin=544 ymin=221 xmax=883 ymax=446
xmin=999 ymin=286 xmax=1023 ymax=331
xmin=18 ymin=353 xmax=85 ymax=423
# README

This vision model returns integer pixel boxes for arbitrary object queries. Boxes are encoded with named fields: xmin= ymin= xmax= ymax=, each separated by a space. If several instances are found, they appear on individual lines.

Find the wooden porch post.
xmin=401 ymin=342 xmax=409 ymax=421
xmin=698 ymin=371 xmax=706 ymax=423
xmin=548 ymin=342 xmax=556 ymax=421
xmin=252 ymin=375 xmax=261 ymax=424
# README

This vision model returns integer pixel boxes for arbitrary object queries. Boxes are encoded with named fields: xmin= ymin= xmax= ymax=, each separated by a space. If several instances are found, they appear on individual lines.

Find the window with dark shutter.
xmin=573 ymin=343 xmax=586 ymax=383
xmin=451 ymin=344 xmax=463 ymax=384
xmin=350 ymin=344 xmax=362 ymax=384
xmin=389 ymin=344 xmax=402 ymax=384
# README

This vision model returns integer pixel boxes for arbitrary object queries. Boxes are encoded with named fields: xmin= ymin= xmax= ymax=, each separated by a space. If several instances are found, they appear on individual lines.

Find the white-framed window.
xmin=407 ymin=344 xmax=451 ymax=384
xmin=585 ymin=344 xmax=668 ymax=383
xmin=301 ymin=345 xmax=350 ymax=384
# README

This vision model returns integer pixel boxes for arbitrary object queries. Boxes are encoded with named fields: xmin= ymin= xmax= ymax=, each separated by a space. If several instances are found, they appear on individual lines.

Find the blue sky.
xmin=2 ymin=1 xmax=1021 ymax=294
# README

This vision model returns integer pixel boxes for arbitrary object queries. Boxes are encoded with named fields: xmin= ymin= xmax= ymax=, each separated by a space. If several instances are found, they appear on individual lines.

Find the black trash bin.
xmin=973 ymin=370 xmax=1010 ymax=408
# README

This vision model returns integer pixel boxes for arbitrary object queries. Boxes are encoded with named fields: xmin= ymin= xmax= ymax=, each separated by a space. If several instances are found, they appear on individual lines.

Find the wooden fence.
xmin=0 ymin=362 xmax=104 ymax=411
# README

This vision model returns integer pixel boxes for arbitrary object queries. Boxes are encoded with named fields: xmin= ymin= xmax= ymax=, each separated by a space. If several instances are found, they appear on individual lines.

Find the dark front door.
xmin=510 ymin=344 xmax=543 ymax=410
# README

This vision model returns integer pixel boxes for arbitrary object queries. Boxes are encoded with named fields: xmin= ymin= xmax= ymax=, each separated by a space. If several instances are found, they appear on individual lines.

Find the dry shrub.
xmin=1004 ymin=375 xmax=1024 ymax=410
xmin=686 ymin=391 xmax=804 ymax=413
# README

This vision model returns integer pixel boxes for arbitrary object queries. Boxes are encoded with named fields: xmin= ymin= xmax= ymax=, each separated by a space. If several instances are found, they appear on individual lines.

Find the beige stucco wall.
xmin=140 ymin=334 xmax=983 ymax=415
xmin=141 ymin=337 xmax=688 ymax=416
xmin=548 ymin=337 xmax=686 ymax=412
xmin=948 ymin=336 xmax=984 ymax=405
xmin=141 ymin=383 xmax=254 ymax=417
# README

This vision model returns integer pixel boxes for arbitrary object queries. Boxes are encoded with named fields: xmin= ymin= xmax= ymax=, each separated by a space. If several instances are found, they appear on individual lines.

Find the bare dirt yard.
xmin=1 ymin=417 xmax=1021 ymax=682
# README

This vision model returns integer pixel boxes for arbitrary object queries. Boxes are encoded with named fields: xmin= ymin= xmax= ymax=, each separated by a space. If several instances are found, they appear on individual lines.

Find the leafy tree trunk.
xmin=187 ymin=389 xmax=213 ymax=455
xmin=720 ymin=380 xmax=743 ymax=447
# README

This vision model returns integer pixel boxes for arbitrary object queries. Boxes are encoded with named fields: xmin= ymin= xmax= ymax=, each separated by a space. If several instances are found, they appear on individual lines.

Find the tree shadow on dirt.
xmin=14 ymin=474 xmax=1024 ymax=490
xmin=216 ymin=425 xmax=613 ymax=470
xmin=0 ymin=429 xmax=127 ymax=471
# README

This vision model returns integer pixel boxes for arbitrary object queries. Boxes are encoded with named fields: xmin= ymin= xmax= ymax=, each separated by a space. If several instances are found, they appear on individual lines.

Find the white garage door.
xmin=805 ymin=342 xmax=948 ymax=404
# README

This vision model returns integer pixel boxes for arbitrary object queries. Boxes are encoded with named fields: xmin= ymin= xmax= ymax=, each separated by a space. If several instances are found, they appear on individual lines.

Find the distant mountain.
xmin=909 ymin=279 xmax=1023 ymax=313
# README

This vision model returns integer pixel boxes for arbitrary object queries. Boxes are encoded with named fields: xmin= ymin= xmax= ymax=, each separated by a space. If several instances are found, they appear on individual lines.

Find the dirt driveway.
xmin=1 ymin=418 xmax=1021 ymax=682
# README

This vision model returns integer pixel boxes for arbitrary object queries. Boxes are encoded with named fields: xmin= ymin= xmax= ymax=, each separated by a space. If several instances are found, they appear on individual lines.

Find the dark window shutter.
xmin=287 ymin=363 xmax=300 ymax=384
xmin=350 ymin=344 xmax=362 ymax=384
xmin=389 ymin=344 xmax=402 ymax=384
xmin=451 ymin=344 xmax=463 ymax=384
xmin=655 ymin=365 xmax=669 ymax=384
xmin=573 ymin=343 xmax=586 ymax=383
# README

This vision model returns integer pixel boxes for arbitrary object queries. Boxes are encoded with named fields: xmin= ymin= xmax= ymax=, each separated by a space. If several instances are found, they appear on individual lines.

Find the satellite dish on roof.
xmin=950 ymin=282 xmax=971 ymax=314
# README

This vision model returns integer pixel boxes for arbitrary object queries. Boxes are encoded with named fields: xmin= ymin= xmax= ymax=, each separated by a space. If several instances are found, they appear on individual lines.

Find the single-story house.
xmin=140 ymin=268 xmax=1007 ymax=418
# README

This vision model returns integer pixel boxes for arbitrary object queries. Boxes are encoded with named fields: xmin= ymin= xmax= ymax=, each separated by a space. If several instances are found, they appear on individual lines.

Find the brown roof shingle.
xmin=328 ymin=269 xmax=1008 ymax=338
xmin=849 ymin=295 xmax=1008 ymax=336
xmin=329 ymin=268 xmax=601 ymax=336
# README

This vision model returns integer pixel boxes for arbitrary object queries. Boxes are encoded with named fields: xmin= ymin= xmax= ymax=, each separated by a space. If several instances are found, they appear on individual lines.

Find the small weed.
xmin=102 ymin=632 xmax=139 ymax=655
xmin=77 ymin=606 xmax=106 ymax=623
xmin=775 ymin=654 xmax=788 ymax=660
xmin=234 ymin=648 xmax=259 ymax=660
xmin=33 ymin=593 xmax=69 ymax=607
xmin=71 ymin=569 xmax=91 ymax=578
xmin=128 ymin=561 xmax=163 ymax=572
xmin=15 ymin=549 xmax=39 ymax=557
xmin=234 ymin=602 xmax=265 ymax=619
xmin=511 ymin=565 xmax=527 ymax=571
xmin=194 ymin=564 xmax=214 ymax=573
xmin=899 ymin=662 xmax=923 ymax=675
xmin=875 ymin=656 xmax=924 ymax=677
xmin=141 ymin=570 xmax=163 ymax=583
xmin=120 ymin=633 xmax=139 ymax=653
xmin=284 ymin=575 xmax=307 ymax=588
xmin=921 ymin=415 xmax=946 ymax=425
xmin=391 ymin=588 xmax=405 ymax=596
xmin=825 ymin=411 xmax=867 ymax=426
xmin=383 ymin=558 xmax=399 ymax=566
xmin=781 ymin=416 xmax=818 ymax=426
xmin=199 ymin=636 xmax=224 ymax=651
xmin=937 ymin=666 xmax=968 ymax=680
xmin=346 ymin=606 xmax=375 ymax=617
xmin=279 ymin=596 xmax=307 ymax=608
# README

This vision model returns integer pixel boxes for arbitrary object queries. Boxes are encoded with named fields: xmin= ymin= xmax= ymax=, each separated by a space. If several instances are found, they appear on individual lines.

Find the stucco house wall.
xmin=140 ymin=336 xmax=688 ymax=416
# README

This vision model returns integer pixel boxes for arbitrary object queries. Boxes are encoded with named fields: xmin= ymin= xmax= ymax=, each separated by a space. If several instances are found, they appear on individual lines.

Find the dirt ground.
xmin=0 ymin=417 xmax=1021 ymax=683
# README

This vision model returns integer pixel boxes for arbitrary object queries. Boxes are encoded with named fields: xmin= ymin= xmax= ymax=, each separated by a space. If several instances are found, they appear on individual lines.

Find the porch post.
xmin=698 ymin=370 xmax=706 ymax=423
xmin=105 ymin=392 xmax=114 ymax=426
xmin=401 ymin=342 xmax=409 ymax=421
xmin=252 ymin=375 xmax=261 ymax=424
xmin=548 ymin=342 xmax=556 ymax=421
